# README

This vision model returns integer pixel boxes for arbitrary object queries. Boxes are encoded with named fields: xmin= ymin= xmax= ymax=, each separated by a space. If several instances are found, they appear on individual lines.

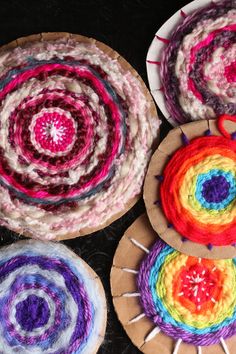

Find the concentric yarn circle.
xmin=144 ymin=119 xmax=236 ymax=259
xmin=0 ymin=240 xmax=106 ymax=353
xmin=138 ymin=238 xmax=236 ymax=346
xmin=161 ymin=135 xmax=236 ymax=246
xmin=159 ymin=0 xmax=235 ymax=124
xmin=0 ymin=32 xmax=159 ymax=240
xmin=111 ymin=214 xmax=236 ymax=354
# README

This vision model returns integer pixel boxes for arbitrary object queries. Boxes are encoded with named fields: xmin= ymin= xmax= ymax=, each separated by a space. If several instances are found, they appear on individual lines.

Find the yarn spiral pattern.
xmin=137 ymin=238 xmax=236 ymax=345
xmin=0 ymin=36 xmax=158 ymax=239
xmin=0 ymin=240 xmax=106 ymax=353
xmin=160 ymin=0 xmax=235 ymax=124
xmin=160 ymin=134 xmax=236 ymax=246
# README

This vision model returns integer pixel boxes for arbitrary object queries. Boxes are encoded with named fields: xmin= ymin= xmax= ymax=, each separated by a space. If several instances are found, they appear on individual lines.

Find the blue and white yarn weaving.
xmin=0 ymin=240 xmax=106 ymax=354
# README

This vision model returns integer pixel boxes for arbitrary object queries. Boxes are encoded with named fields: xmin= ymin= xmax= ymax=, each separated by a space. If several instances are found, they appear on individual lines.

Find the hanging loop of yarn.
xmin=218 ymin=114 xmax=236 ymax=140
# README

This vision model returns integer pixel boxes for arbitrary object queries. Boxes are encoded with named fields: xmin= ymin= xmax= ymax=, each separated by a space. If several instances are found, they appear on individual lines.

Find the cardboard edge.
xmin=110 ymin=214 xmax=235 ymax=353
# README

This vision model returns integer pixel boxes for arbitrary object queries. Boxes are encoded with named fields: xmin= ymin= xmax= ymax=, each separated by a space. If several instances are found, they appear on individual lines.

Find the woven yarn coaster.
xmin=144 ymin=116 xmax=236 ymax=259
xmin=111 ymin=214 xmax=236 ymax=354
xmin=0 ymin=240 xmax=106 ymax=353
xmin=0 ymin=32 xmax=159 ymax=240
xmin=146 ymin=0 xmax=235 ymax=126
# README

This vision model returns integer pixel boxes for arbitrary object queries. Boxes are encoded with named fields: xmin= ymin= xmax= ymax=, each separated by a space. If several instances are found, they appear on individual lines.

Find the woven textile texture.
xmin=160 ymin=0 xmax=236 ymax=124
xmin=137 ymin=238 xmax=236 ymax=346
xmin=0 ymin=36 xmax=159 ymax=240
xmin=159 ymin=115 xmax=236 ymax=248
xmin=0 ymin=240 xmax=106 ymax=353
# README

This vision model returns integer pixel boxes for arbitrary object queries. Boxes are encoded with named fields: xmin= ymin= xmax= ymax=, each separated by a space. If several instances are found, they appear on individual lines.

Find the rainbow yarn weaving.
xmin=160 ymin=115 xmax=236 ymax=248
xmin=159 ymin=0 xmax=235 ymax=124
xmin=111 ymin=214 xmax=236 ymax=353
xmin=137 ymin=238 xmax=236 ymax=347
xmin=0 ymin=33 xmax=159 ymax=240
xmin=0 ymin=240 xmax=106 ymax=353
xmin=144 ymin=115 xmax=236 ymax=258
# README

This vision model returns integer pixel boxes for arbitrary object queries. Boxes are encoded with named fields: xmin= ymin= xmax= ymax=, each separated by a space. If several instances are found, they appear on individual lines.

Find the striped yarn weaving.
xmin=0 ymin=35 xmax=158 ymax=239
xmin=137 ymin=238 xmax=236 ymax=346
xmin=160 ymin=0 xmax=235 ymax=124
xmin=0 ymin=240 xmax=106 ymax=353
xmin=160 ymin=115 xmax=236 ymax=247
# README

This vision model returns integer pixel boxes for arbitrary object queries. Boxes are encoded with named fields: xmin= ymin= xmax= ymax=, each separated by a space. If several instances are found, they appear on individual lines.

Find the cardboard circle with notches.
xmin=110 ymin=214 xmax=236 ymax=354
xmin=144 ymin=119 xmax=236 ymax=259
xmin=0 ymin=32 xmax=160 ymax=241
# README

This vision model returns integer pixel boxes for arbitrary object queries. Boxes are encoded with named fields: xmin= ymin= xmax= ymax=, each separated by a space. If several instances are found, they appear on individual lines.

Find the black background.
xmin=0 ymin=0 xmax=190 ymax=353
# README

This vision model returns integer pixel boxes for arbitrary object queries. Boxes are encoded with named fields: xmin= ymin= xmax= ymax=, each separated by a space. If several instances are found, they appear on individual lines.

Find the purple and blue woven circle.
xmin=0 ymin=241 xmax=105 ymax=354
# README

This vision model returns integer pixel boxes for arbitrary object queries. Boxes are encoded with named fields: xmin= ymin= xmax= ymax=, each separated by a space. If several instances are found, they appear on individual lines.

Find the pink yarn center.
xmin=224 ymin=61 xmax=236 ymax=83
xmin=34 ymin=112 xmax=75 ymax=153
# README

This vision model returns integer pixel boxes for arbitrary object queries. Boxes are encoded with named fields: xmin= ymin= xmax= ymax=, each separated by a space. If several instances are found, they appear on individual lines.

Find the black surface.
xmin=0 ymin=1 xmax=190 ymax=353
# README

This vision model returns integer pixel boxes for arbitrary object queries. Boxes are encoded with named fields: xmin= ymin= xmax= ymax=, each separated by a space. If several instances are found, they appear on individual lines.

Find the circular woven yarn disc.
xmin=0 ymin=239 xmax=106 ymax=354
xmin=144 ymin=119 xmax=236 ymax=259
xmin=0 ymin=32 xmax=159 ymax=240
xmin=146 ymin=0 xmax=235 ymax=126
xmin=111 ymin=214 xmax=236 ymax=354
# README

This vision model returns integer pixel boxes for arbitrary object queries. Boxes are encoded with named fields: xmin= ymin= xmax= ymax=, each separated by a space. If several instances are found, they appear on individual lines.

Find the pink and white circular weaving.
xmin=0 ymin=33 xmax=159 ymax=240
xmin=146 ymin=0 xmax=235 ymax=126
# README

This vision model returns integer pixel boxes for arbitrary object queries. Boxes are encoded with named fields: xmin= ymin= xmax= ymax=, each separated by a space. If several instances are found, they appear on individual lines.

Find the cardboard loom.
xmin=110 ymin=214 xmax=236 ymax=354
xmin=144 ymin=119 xmax=236 ymax=260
